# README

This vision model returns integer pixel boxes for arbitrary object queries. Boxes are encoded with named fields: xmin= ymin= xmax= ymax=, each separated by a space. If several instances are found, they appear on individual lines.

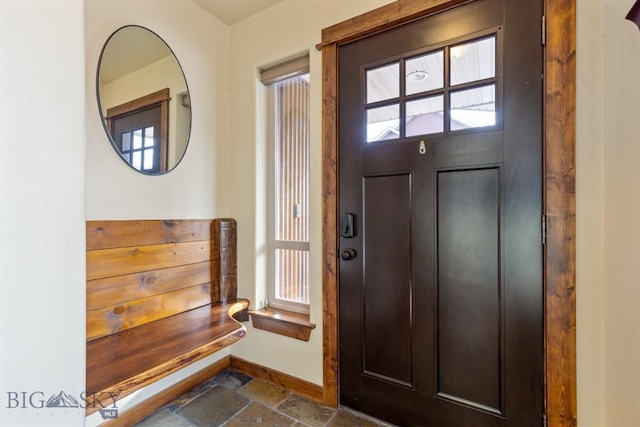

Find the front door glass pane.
xmin=450 ymin=36 xmax=496 ymax=86
xmin=367 ymin=104 xmax=400 ymax=142
xmin=366 ymin=62 xmax=399 ymax=103
xmin=406 ymin=50 xmax=444 ymax=95
xmin=133 ymin=129 xmax=143 ymax=149
xmin=144 ymin=126 xmax=155 ymax=147
xmin=406 ymin=96 xmax=444 ymax=136
xmin=450 ymin=84 xmax=496 ymax=130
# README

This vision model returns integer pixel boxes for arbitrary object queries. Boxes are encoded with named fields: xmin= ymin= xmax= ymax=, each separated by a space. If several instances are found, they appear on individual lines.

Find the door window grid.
xmin=120 ymin=126 xmax=157 ymax=172
xmin=365 ymin=34 xmax=499 ymax=143
xmin=105 ymin=89 xmax=170 ymax=175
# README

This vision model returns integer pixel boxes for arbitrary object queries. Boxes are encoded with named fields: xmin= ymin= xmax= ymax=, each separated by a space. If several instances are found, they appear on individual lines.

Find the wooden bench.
xmin=85 ymin=219 xmax=249 ymax=415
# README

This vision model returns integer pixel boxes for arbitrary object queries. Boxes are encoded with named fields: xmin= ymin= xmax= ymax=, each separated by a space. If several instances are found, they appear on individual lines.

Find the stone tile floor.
xmin=135 ymin=369 xmax=394 ymax=427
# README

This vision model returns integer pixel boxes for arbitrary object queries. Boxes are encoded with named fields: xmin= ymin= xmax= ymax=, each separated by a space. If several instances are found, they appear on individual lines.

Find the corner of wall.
xmin=575 ymin=0 xmax=606 ymax=424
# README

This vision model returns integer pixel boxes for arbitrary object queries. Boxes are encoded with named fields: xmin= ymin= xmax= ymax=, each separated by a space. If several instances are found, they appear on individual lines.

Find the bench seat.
xmin=85 ymin=219 xmax=247 ymax=417
xmin=87 ymin=300 xmax=249 ymax=398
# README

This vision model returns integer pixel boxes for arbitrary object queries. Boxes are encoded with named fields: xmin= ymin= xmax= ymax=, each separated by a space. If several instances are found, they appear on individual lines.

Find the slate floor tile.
xmin=239 ymin=379 xmax=291 ymax=408
xmin=326 ymin=409 xmax=380 ymax=427
xmin=225 ymin=401 xmax=296 ymax=427
xmin=163 ymin=384 xmax=212 ymax=412
xmin=135 ymin=409 xmax=196 ymax=426
xmin=135 ymin=409 xmax=174 ymax=426
xmin=276 ymin=394 xmax=335 ymax=427
xmin=176 ymin=385 xmax=249 ymax=426
xmin=136 ymin=370 xmax=398 ymax=427
xmin=212 ymin=369 xmax=254 ymax=391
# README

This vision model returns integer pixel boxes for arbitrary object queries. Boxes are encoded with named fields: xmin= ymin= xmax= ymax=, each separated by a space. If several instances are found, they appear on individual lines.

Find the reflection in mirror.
xmin=97 ymin=25 xmax=191 ymax=175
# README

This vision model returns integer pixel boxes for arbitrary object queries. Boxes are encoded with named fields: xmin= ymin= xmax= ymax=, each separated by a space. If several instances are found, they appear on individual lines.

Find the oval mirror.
xmin=97 ymin=25 xmax=191 ymax=175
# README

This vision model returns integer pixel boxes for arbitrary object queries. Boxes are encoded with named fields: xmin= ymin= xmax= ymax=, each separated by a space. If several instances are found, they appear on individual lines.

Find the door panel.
xmin=437 ymin=167 xmax=501 ymax=413
xmin=363 ymin=173 xmax=413 ymax=387
xmin=338 ymin=0 xmax=543 ymax=425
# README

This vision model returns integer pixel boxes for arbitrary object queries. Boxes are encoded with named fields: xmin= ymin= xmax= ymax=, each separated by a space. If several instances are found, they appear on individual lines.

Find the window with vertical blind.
xmin=262 ymin=55 xmax=310 ymax=314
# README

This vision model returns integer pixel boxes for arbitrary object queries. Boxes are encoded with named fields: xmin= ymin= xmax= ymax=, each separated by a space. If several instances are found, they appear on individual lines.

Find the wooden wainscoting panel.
xmin=98 ymin=356 xmax=231 ymax=425
xmin=87 ymin=284 xmax=212 ymax=341
xmin=87 ymin=219 xmax=213 ymax=251
xmin=230 ymin=357 xmax=323 ymax=403
xmin=87 ymin=261 xmax=212 ymax=311
xmin=87 ymin=240 xmax=212 ymax=281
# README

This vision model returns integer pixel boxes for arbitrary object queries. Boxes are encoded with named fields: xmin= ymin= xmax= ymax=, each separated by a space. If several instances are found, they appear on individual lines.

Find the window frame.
xmin=263 ymin=56 xmax=311 ymax=315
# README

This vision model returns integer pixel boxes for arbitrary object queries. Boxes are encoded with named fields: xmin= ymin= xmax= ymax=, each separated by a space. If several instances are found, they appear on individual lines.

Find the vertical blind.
xmin=264 ymin=55 xmax=311 ymax=307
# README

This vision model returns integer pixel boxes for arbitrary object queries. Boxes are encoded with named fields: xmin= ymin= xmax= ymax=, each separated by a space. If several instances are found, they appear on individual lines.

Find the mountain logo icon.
xmin=45 ymin=391 xmax=80 ymax=408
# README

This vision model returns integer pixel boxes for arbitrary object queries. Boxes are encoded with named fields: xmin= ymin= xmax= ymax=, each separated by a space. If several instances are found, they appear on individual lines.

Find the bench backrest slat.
xmin=86 ymin=219 xmax=237 ymax=342
xmin=87 ymin=261 xmax=212 ymax=311
xmin=87 ymin=219 xmax=213 ymax=250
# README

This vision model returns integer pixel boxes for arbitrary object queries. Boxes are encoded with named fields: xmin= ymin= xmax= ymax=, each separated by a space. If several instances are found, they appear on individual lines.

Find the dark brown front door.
xmin=338 ymin=0 xmax=544 ymax=425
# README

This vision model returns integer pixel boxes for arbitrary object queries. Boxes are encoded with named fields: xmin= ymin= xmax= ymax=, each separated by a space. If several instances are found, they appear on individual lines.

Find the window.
xmin=262 ymin=56 xmax=310 ymax=314
xmin=365 ymin=32 xmax=500 ymax=143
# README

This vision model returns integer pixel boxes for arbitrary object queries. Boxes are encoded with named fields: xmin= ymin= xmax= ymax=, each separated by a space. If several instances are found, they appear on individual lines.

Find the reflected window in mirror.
xmin=97 ymin=26 xmax=191 ymax=175
xmin=106 ymin=89 xmax=168 ymax=174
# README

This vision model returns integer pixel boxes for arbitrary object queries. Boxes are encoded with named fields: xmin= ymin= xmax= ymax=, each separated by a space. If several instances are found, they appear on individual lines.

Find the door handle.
xmin=340 ymin=248 xmax=357 ymax=261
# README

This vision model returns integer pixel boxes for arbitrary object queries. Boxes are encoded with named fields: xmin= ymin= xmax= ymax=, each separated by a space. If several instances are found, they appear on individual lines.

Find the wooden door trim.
xmin=319 ymin=1 xmax=577 ymax=426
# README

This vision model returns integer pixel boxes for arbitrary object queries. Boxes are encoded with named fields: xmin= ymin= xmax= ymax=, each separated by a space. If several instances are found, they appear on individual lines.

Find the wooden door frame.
xmin=318 ymin=1 xmax=576 ymax=426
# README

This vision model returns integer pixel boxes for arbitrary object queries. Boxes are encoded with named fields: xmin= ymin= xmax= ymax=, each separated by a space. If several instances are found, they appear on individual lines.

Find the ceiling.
xmin=99 ymin=1 xmax=287 ymax=84
xmin=191 ymin=0 xmax=287 ymax=25
xmin=99 ymin=27 xmax=173 ymax=84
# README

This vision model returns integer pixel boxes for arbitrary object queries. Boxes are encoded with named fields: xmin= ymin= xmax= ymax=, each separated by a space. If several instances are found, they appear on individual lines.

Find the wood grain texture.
xmin=87 ymin=283 xmax=212 ymax=341
xmin=212 ymin=218 xmax=238 ymax=303
xmin=98 ymin=356 xmax=231 ymax=424
xmin=86 ymin=240 xmax=212 ymax=281
xmin=319 ymin=0 xmax=577 ymax=424
xmin=87 ymin=261 xmax=212 ymax=311
xmin=321 ymin=42 xmax=340 ymax=409
xmin=230 ymin=356 xmax=324 ymax=403
xmin=86 ymin=300 xmax=249 ymax=415
xmin=85 ymin=219 xmax=246 ymax=417
xmin=249 ymin=308 xmax=316 ymax=341
xmin=318 ymin=0 xmax=471 ymax=48
xmin=544 ymin=0 xmax=577 ymax=426
xmin=105 ymin=88 xmax=170 ymax=120
xmin=86 ymin=219 xmax=213 ymax=251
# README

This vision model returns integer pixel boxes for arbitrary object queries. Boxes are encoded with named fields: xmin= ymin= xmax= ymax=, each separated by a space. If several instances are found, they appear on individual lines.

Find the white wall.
xmin=576 ymin=0 xmax=640 ymax=425
xmin=601 ymin=0 xmax=640 ymax=425
xmin=576 ymin=0 xmax=606 ymax=424
xmin=85 ymin=0 xmax=232 ymax=423
xmin=85 ymin=0 xmax=231 ymax=220
xmin=0 ymin=1 xmax=86 ymax=426
xmin=228 ymin=0 xmax=395 ymax=385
